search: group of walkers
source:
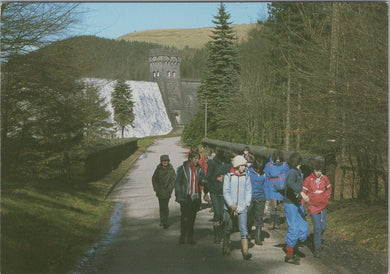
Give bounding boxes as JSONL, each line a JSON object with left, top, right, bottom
{"left": 151, "top": 145, "right": 331, "bottom": 264}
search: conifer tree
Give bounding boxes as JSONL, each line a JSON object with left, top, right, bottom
{"left": 111, "top": 80, "right": 135, "bottom": 138}
{"left": 198, "top": 3, "right": 240, "bottom": 133}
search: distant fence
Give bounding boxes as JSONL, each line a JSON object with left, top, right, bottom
{"left": 201, "top": 138, "right": 324, "bottom": 177}
{"left": 84, "top": 139, "right": 138, "bottom": 181}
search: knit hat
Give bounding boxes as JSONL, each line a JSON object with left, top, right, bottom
{"left": 160, "top": 154, "right": 170, "bottom": 162}
{"left": 232, "top": 155, "right": 247, "bottom": 168}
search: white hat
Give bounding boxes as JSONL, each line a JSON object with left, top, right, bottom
{"left": 232, "top": 155, "right": 247, "bottom": 168}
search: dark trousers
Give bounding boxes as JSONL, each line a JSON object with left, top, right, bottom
{"left": 180, "top": 198, "right": 201, "bottom": 238}
{"left": 158, "top": 197, "right": 170, "bottom": 225}
{"left": 248, "top": 198, "right": 266, "bottom": 227}
{"left": 210, "top": 193, "right": 224, "bottom": 223}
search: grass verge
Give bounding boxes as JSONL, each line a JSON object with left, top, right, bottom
{"left": 1, "top": 137, "right": 155, "bottom": 274}
{"left": 325, "top": 199, "right": 388, "bottom": 256}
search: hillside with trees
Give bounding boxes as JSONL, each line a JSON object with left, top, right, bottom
{"left": 183, "top": 2, "right": 388, "bottom": 202}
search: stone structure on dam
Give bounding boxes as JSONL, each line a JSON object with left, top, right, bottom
{"left": 149, "top": 49, "right": 200, "bottom": 127}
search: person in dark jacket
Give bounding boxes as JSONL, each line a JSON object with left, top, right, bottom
{"left": 247, "top": 157, "right": 267, "bottom": 245}
{"left": 206, "top": 149, "right": 230, "bottom": 244}
{"left": 175, "top": 151, "right": 207, "bottom": 244}
{"left": 283, "top": 152, "right": 309, "bottom": 265}
{"left": 152, "top": 154, "right": 176, "bottom": 229}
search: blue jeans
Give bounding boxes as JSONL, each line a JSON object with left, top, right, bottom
{"left": 224, "top": 210, "right": 248, "bottom": 237}
{"left": 310, "top": 209, "right": 326, "bottom": 248}
{"left": 284, "top": 203, "right": 308, "bottom": 247}
{"left": 210, "top": 193, "right": 224, "bottom": 224}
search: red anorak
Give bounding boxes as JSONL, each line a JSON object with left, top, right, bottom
{"left": 302, "top": 173, "right": 332, "bottom": 215}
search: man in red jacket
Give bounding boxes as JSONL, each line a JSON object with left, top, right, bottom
{"left": 302, "top": 160, "right": 332, "bottom": 258}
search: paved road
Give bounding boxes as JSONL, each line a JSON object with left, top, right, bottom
{"left": 75, "top": 137, "right": 343, "bottom": 274}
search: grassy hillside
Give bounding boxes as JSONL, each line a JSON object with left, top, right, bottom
{"left": 117, "top": 24, "right": 259, "bottom": 49}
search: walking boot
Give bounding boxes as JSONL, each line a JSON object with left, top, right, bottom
{"left": 269, "top": 212, "right": 279, "bottom": 230}
{"left": 216, "top": 223, "right": 223, "bottom": 244}
{"left": 213, "top": 223, "right": 220, "bottom": 244}
{"left": 255, "top": 226, "right": 263, "bottom": 245}
{"left": 284, "top": 244, "right": 300, "bottom": 265}
{"left": 294, "top": 242, "right": 306, "bottom": 258}
{"left": 222, "top": 233, "right": 231, "bottom": 255}
{"left": 313, "top": 246, "right": 321, "bottom": 258}
{"left": 284, "top": 255, "right": 300, "bottom": 265}
{"left": 241, "top": 236, "right": 252, "bottom": 260}
{"left": 274, "top": 213, "right": 280, "bottom": 229}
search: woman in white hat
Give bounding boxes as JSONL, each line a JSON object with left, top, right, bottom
{"left": 222, "top": 155, "right": 252, "bottom": 260}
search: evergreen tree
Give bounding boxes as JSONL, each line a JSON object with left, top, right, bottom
{"left": 197, "top": 3, "right": 241, "bottom": 133}
{"left": 82, "top": 83, "right": 113, "bottom": 142}
{"left": 111, "top": 80, "right": 135, "bottom": 138}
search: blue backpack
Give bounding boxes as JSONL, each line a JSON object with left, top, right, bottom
{"left": 270, "top": 162, "right": 287, "bottom": 192}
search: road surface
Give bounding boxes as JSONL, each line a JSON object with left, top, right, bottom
{"left": 75, "top": 136, "right": 346, "bottom": 274}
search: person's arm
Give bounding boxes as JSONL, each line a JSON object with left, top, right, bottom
{"left": 168, "top": 165, "right": 176, "bottom": 193}
{"left": 175, "top": 166, "right": 185, "bottom": 202}
{"left": 223, "top": 174, "right": 236, "bottom": 210}
{"left": 286, "top": 170, "right": 303, "bottom": 194}
{"left": 245, "top": 176, "right": 252, "bottom": 207}
{"left": 302, "top": 177, "right": 310, "bottom": 202}
{"left": 323, "top": 175, "right": 332, "bottom": 204}
{"left": 152, "top": 167, "right": 158, "bottom": 192}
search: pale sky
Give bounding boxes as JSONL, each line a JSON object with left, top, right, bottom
{"left": 73, "top": 2, "right": 269, "bottom": 39}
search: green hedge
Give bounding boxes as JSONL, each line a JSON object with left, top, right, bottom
{"left": 84, "top": 139, "right": 138, "bottom": 181}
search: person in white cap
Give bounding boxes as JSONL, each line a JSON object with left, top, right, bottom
{"left": 222, "top": 155, "right": 252, "bottom": 260}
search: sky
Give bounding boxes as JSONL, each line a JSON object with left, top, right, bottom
{"left": 73, "top": 2, "right": 269, "bottom": 39}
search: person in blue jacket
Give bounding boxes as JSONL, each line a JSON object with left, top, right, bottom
{"left": 247, "top": 157, "right": 267, "bottom": 245}
{"left": 264, "top": 150, "right": 289, "bottom": 229}
{"left": 284, "top": 152, "right": 309, "bottom": 265}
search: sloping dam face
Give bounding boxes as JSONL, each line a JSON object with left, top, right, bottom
{"left": 84, "top": 78, "right": 173, "bottom": 138}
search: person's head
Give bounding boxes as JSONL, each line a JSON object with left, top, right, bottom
{"left": 215, "top": 149, "right": 224, "bottom": 160}
{"left": 313, "top": 159, "right": 324, "bottom": 177}
{"left": 252, "top": 157, "right": 266, "bottom": 173}
{"left": 209, "top": 148, "right": 216, "bottom": 157}
{"left": 215, "top": 167, "right": 225, "bottom": 182}
{"left": 288, "top": 152, "right": 302, "bottom": 169}
{"left": 232, "top": 155, "right": 247, "bottom": 173}
{"left": 188, "top": 151, "right": 200, "bottom": 166}
{"left": 272, "top": 150, "right": 283, "bottom": 163}
{"left": 190, "top": 145, "right": 199, "bottom": 152}
{"left": 246, "top": 154, "right": 255, "bottom": 167}
{"left": 160, "top": 154, "right": 170, "bottom": 166}
{"left": 243, "top": 146, "right": 250, "bottom": 155}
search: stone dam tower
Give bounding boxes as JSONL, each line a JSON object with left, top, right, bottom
{"left": 149, "top": 49, "right": 200, "bottom": 128}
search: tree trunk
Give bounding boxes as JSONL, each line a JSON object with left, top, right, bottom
{"left": 339, "top": 167, "right": 345, "bottom": 200}
{"left": 356, "top": 150, "right": 371, "bottom": 200}
{"left": 296, "top": 85, "right": 301, "bottom": 151}
{"left": 330, "top": 2, "right": 340, "bottom": 92}
{"left": 285, "top": 63, "right": 291, "bottom": 152}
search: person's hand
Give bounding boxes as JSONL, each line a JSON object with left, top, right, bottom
{"left": 204, "top": 193, "right": 210, "bottom": 203}
{"left": 301, "top": 192, "right": 310, "bottom": 202}
{"left": 231, "top": 204, "right": 238, "bottom": 211}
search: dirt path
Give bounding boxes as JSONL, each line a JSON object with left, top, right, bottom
{"left": 74, "top": 137, "right": 352, "bottom": 274}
